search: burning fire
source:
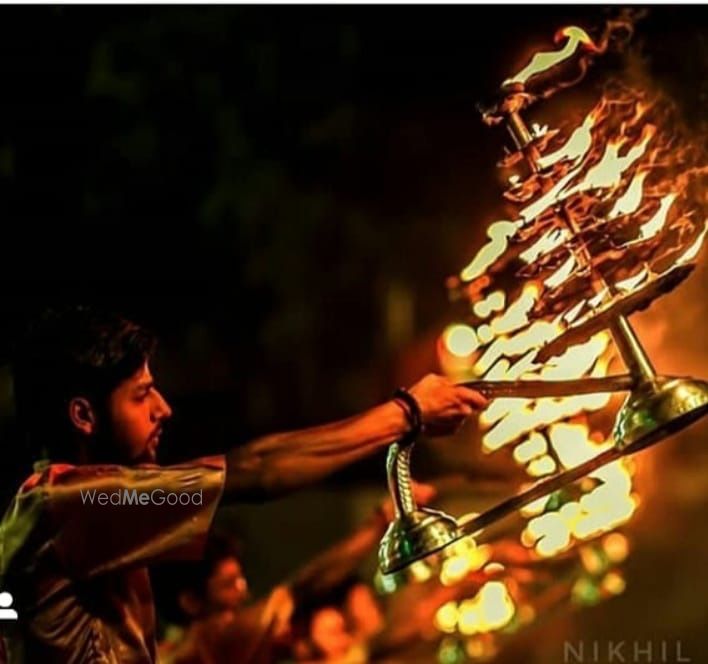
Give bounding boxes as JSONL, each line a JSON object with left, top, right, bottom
{"left": 436, "top": 23, "right": 708, "bottom": 653}
{"left": 457, "top": 83, "right": 708, "bottom": 341}
{"left": 503, "top": 26, "right": 599, "bottom": 88}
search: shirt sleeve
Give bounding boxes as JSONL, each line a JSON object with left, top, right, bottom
{"left": 39, "top": 456, "right": 226, "bottom": 579}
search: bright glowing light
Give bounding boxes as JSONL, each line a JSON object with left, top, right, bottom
{"left": 435, "top": 601, "right": 459, "bottom": 634}
{"left": 443, "top": 324, "right": 479, "bottom": 358}
{"left": 602, "top": 532, "right": 630, "bottom": 563}
{"left": 602, "top": 571, "right": 626, "bottom": 595}
{"left": 457, "top": 582, "right": 515, "bottom": 634}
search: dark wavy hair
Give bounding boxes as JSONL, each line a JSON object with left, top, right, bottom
{"left": 11, "top": 306, "right": 157, "bottom": 462}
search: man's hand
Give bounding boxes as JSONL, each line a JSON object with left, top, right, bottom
{"left": 260, "top": 585, "right": 295, "bottom": 640}
{"left": 408, "top": 374, "right": 488, "bottom": 437}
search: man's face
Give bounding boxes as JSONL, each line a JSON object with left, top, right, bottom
{"left": 206, "top": 557, "right": 249, "bottom": 613}
{"left": 105, "top": 361, "right": 173, "bottom": 464}
{"left": 310, "top": 607, "right": 353, "bottom": 658}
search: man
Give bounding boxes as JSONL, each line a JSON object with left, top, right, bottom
{"left": 0, "top": 306, "right": 486, "bottom": 662}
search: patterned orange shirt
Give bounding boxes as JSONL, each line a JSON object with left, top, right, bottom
{"left": 0, "top": 456, "right": 226, "bottom": 663}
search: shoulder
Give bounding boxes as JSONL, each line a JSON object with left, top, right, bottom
{"left": 19, "top": 455, "right": 226, "bottom": 493}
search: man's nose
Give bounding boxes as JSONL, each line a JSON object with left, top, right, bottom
{"left": 154, "top": 390, "right": 173, "bottom": 421}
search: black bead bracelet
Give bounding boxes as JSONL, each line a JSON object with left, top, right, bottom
{"left": 392, "top": 387, "right": 423, "bottom": 442}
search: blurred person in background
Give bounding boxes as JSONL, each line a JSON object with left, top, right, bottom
{"left": 156, "top": 485, "right": 434, "bottom": 664}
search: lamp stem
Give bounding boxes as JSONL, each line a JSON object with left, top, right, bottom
{"left": 386, "top": 441, "right": 417, "bottom": 518}
{"left": 504, "top": 108, "right": 657, "bottom": 383}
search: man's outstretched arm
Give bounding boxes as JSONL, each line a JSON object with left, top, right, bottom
{"left": 223, "top": 374, "right": 487, "bottom": 502}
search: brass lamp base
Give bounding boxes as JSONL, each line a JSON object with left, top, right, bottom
{"left": 614, "top": 376, "right": 708, "bottom": 453}
{"left": 378, "top": 375, "right": 708, "bottom": 576}
{"left": 379, "top": 507, "right": 461, "bottom": 575}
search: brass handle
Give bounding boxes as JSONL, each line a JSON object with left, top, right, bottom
{"left": 459, "top": 375, "right": 635, "bottom": 399}
{"left": 386, "top": 440, "right": 417, "bottom": 519}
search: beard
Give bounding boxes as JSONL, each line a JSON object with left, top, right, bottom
{"left": 133, "top": 441, "right": 158, "bottom": 465}
{"left": 89, "top": 420, "right": 159, "bottom": 466}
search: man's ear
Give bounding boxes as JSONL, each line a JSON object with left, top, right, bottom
{"left": 68, "top": 397, "right": 97, "bottom": 436}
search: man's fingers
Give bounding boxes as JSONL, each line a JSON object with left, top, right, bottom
{"left": 455, "top": 386, "right": 489, "bottom": 409}
{"left": 460, "top": 403, "right": 473, "bottom": 417}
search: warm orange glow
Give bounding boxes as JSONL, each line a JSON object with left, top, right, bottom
{"left": 602, "top": 571, "right": 627, "bottom": 595}
{"left": 602, "top": 532, "right": 630, "bottom": 563}
{"left": 570, "top": 124, "right": 655, "bottom": 194}
{"left": 409, "top": 561, "right": 434, "bottom": 583}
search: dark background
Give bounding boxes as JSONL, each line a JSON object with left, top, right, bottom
{"left": 1, "top": 6, "right": 708, "bottom": 661}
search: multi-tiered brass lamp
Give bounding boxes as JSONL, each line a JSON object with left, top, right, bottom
{"left": 379, "top": 23, "right": 708, "bottom": 576}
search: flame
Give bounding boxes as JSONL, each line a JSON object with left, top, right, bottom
{"left": 608, "top": 170, "right": 647, "bottom": 219}
{"left": 481, "top": 334, "right": 610, "bottom": 450}
{"left": 676, "top": 221, "right": 708, "bottom": 265}
{"left": 520, "top": 228, "right": 569, "bottom": 264}
{"left": 615, "top": 267, "right": 648, "bottom": 293}
{"left": 563, "top": 299, "right": 585, "bottom": 325}
{"left": 544, "top": 255, "right": 576, "bottom": 289}
{"left": 527, "top": 455, "right": 557, "bottom": 477}
{"left": 587, "top": 288, "right": 608, "bottom": 309}
{"left": 537, "top": 104, "right": 599, "bottom": 170}
{"left": 637, "top": 193, "right": 676, "bottom": 241}
{"left": 460, "top": 221, "right": 521, "bottom": 282}
{"left": 503, "top": 26, "right": 598, "bottom": 88}
{"left": 435, "top": 579, "right": 515, "bottom": 637}
{"left": 522, "top": 422, "right": 637, "bottom": 550}
{"left": 565, "top": 124, "right": 655, "bottom": 198}
{"left": 473, "top": 290, "right": 506, "bottom": 319}
{"left": 532, "top": 122, "right": 549, "bottom": 138}
{"left": 491, "top": 285, "right": 539, "bottom": 335}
